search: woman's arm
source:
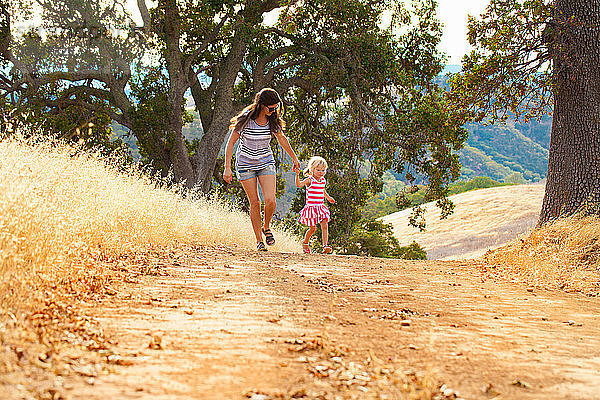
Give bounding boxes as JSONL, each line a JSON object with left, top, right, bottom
{"left": 275, "top": 131, "right": 301, "bottom": 173}
{"left": 223, "top": 130, "right": 240, "bottom": 184}
{"left": 324, "top": 190, "right": 336, "bottom": 204}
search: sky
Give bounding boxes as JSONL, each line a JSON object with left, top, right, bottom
{"left": 437, "top": 0, "right": 490, "bottom": 65}
{"left": 125, "top": 0, "right": 490, "bottom": 66}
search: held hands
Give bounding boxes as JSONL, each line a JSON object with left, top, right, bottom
{"left": 223, "top": 167, "right": 233, "bottom": 184}
{"left": 292, "top": 158, "right": 301, "bottom": 174}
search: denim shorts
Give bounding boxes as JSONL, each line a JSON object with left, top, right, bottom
{"left": 236, "top": 164, "right": 276, "bottom": 181}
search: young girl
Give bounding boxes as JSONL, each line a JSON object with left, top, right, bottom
{"left": 295, "top": 156, "right": 335, "bottom": 254}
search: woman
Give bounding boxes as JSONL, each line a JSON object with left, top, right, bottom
{"left": 223, "top": 88, "right": 301, "bottom": 251}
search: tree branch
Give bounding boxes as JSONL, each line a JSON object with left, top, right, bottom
{"left": 183, "top": 15, "right": 228, "bottom": 74}
{"left": 43, "top": 98, "right": 131, "bottom": 128}
{"left": 137, "top": 0, "right": 153, "bottom": 33}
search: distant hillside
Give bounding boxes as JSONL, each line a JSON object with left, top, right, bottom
{"left": 381, "top": 183, "right": 545, "bottom": 260}
{"left": 436, "top": 73, "right": 551, "bottom": 183}
{"left": 460, "top": 119, "right": 550, "bottom": 183}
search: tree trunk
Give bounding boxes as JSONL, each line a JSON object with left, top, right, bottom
{"left": 191, "top": 32, "right": 247, "bottom": 193}
{"left": 163, "top": 0, "right": 194, "bottom": 187}
{"left": 538, "top": 0, "right": 600, "bottom": 225}
{"left": 167, "top": 108, "right": 195, "bottom": 187}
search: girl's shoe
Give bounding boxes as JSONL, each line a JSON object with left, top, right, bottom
{"left": 257, "top": 242, "right": 267, "bottom": 252}
{"left": 323, "top": 245, "right": 332, "bottom": 254}
{"left": 302, "top": 241, "right": 311, "bottom": 254}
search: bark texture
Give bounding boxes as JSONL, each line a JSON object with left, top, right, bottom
{"left": 191, "top": 32, "right": 247, "bottom": 193}
{"left": 539, "top": 0, "right": 600, "bottom": 225}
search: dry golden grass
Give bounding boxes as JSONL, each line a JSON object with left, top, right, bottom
{"left": 381, "top": 183, "right": 545, "bottom": 260}
{"left": 0, "top": 136, "right": 299, "bottom": 396}
{"left": 1, "top": 135, "right": 297, "bottom": 272}
{"left": 482, "top": 215, "right": 600, "bottom": 294}
{"left": 0, "top": 136, "right": 299, "bottom": 303}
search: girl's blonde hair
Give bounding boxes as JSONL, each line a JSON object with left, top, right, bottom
{"left": 303, "top": 156, "right": 328, "bottom": 177}
{"left": 229, "top": 88, "right": 285, "bottom": 135}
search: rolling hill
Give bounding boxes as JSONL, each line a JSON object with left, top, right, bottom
{"left": 381, "top": 183, "right": 546, "bottom": 260}
{"left": 459, "top": 119, "right": 550, "bottom": 183}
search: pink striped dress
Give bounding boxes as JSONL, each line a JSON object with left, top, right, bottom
{"left": 299, "top": 176, "right": 330, "bottom": 226}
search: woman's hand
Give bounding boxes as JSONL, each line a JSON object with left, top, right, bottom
{"left": 328, "top": 197, "right": 336, "bottom": 204}
{"left": 223, "top": 167, "right": 233, "bottom": 184}
{"left": 292, "top": 158, "right": 301, "bottom": 173}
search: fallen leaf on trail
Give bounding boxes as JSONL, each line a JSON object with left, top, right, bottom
{"left": 148, "top": 334, "right": 163, "bottom": 350}
{"left": 439, "top": 384, "right": 459, "bottom": 397}
{"left": 107, "top": 354, "right": 134, "bottom": 366}
{"left": 290, "top": 389, "right": 306, "bottom": 398}
{"left": 13, "top": 347, "right": 25, "bottom": 360}
{"left": 565, "top": 320, "right": 583, "bottom": 326}
{"left": 511, "top": 379, "right": 531, "bottom": 388}
{"left": 38, "top": 351, "right": 51, "bottom": 362}
{"left": 267, "top": 317, "right": 280, "bottom": 323}
{"left": 483, "top": 383, "right": 500, "bottom": 396}
{"left": 184, "top": 309, "right": 194, "bottom": 315}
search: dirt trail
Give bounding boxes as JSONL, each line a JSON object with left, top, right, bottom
{"left": 60, "top": 249, "right": 600, "bottom": 399}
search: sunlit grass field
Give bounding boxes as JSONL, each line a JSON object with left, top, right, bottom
{"left": 381, "top": 183, "right": 545, "bottom": 260}
{"left": 484, "top": 215, "right": 600, "bottom": 294}
{"left": 382, "top": 182, "right": 600, "bottom": 294}
{"left": 0, "top": 135, "right": 301, "bottom": 396}
{"left": 0, "top": 135, "right": 299, "bottom": 303}
{"left": 0, "top": 136, "right": 299, "bottom": 322}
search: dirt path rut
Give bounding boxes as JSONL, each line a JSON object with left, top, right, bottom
{"left": 63, "top": 250, "right": 600, "bottom": 399}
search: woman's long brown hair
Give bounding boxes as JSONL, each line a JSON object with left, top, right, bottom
{"left": 229, "top": 88, "right": 285, "bottom": 135}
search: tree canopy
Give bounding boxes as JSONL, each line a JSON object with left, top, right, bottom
{"left": 450, "top": 0, "right": 600, "bottom": 225}
{"left": 449, "top": 0, "right": 554, "bottom": 123}
{"left": 2, "top": 0, "right": 470, "bottom": 248}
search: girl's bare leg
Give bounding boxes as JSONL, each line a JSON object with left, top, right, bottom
{"left": 303, "top": 226, "right": 317, "bottom": 244}
{"left": 319, "top": 220, "right": 329, "bottom": 246}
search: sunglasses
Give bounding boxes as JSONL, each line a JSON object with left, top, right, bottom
{"left": 265, "top": 104, "right": 280, "bottom": 112}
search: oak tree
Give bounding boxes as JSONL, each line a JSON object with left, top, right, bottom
{"left": 450, "top": 0, "right": 600, "bottom": 225}
{"left": 3, "top": 0, "right": 468, "bottom": 239}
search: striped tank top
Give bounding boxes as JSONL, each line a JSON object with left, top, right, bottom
{"left": 235, "top": 119, "right": 275, "bottom": 170}
{"left": 306, "top": 176, "right": 326, "bottom": 205}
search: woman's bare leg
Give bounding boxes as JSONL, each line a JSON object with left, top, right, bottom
{"left": 240, "top": 177, "right": 263, "bottom": 243}
{"left": 257, "top": 174, "right": 276, "bottom": 231}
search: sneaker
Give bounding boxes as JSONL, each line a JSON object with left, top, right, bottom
{"left": 257, "top": 242, "right": 267, "bottom": 252}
